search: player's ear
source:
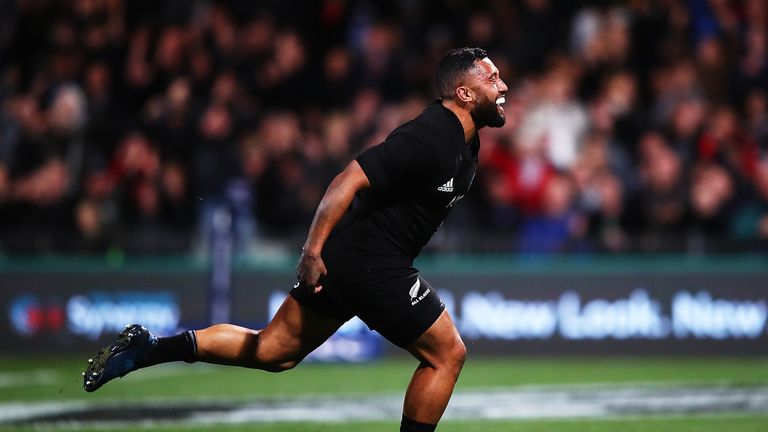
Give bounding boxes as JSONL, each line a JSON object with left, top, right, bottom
{"left": 456, "top": 85, "right": 473, "bottom": 104}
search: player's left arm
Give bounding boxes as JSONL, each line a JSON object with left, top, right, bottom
{"left": 297, "top": 160, "right": 370, "bottom": 293}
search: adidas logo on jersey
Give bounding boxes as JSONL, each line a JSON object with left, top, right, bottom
{"left": 437, "top": 178, "right": 454, "bottom": 192}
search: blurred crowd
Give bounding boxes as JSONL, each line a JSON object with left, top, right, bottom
{"left": 0, "top": 0, "right": 766, "bottom": 255}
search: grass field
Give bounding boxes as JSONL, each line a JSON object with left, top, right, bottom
{"left": 2, "top": 355, "right": 767, "bottom": 431}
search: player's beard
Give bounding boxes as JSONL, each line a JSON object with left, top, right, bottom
{"left": 470, "top": 94, "right": 506, "bottom": 128}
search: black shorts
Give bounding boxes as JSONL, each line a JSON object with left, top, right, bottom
{"left": 290, "top": 240, "right": 445, "bottom": 348}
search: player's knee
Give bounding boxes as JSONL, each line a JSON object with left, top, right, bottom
{"left": 434, "top": 336, "right": 466, "bottom": 378}
{"left": 449, "top": 338, "right": 467, "bottom": 373}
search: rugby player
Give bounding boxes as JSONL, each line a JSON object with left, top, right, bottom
{"left": 83, "top": 47, "right": 508, "bottom": 431}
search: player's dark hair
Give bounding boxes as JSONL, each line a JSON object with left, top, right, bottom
{"left": 435, "top": 47, "right": 488, "bottom": 99}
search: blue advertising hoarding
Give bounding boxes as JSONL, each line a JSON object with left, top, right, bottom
{"left": 1, "top": 256, "right": 766, "bottom": 356}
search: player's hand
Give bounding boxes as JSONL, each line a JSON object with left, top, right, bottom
{"left": 296, "top": 250, "right": 327, "bottom": 294}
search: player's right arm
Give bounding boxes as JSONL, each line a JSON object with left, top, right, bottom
{"left": 297, "top": 160, "right": 370, "bottom": 293}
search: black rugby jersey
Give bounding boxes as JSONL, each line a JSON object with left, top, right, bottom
{"left": 331, "top": 101, "right": 479, "bottom": 259}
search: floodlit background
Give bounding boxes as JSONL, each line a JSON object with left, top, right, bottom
{"left": 0, "top": 0, "right": 767, "bottom": 431}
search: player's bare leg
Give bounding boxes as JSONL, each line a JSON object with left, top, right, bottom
{"left": 195, "top": 295, "right": 345, "bottom": 371}
{"left": 402, "top": 310, "right": 466, "bottom": 429}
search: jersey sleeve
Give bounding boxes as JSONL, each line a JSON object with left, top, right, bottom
{"left": 356, "top": 132, "right": 439, "bottom": 190}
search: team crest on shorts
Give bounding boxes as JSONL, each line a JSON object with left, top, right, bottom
{"left": 409, "top": 279, "right": 430, "bottom": 306}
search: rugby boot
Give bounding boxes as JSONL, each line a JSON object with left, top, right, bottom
{"left": 82, "top": 324, "right": 158, "bottom": 392}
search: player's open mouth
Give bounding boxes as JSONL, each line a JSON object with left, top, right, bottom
{"left": 496, "top": 96, "right": 506, "bottom": 106}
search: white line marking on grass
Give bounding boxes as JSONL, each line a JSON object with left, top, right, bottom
{"left": 0, "top": 402, "right": 88, "bottom": 423}
{"left": 3, "top": 384, "right": 768, "bottom": 426}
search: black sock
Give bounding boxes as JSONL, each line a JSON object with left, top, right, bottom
{"left": 137, "top": 330, "right": 197, "bottom": 368}
{"left": 400, "top": 415, "right": 437, "bottom": 432}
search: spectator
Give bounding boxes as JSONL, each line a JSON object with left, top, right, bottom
{"left": 1, "top": 0, "right": 767, "bottom": 255}
{"left": 636, "top": 132, "right": 687, "bottom": 250}
{"left": 517, "top": 57, "right": 588, "bottom": 171}
{"left": 688, "top": 162, "right": 735, "bottom": 231}
{"left": 729, "top": 156, "right": 768, "bottom": 248}
{"left": 744, "top": 89, "right": 768, "bottom": 154}
{"left": 586, "top": 170, "right": 629, "bottom": 252}
{"left": 517, "top": 173, "right": 586, "bottom": 254}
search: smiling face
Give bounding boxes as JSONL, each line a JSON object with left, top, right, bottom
{"left": 467, "top": 58, "right": 508, "bottom": 128}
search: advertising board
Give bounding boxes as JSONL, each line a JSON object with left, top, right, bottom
{"left": 1, "top": 258, "right": 766, "bottom": 355}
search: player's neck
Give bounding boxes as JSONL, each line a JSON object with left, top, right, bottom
{"left": 441, "top": 99, "right": 478, "bottom": 144}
